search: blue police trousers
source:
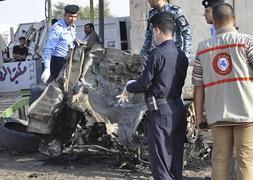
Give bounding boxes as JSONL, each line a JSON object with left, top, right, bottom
{"left": 49, "top": 56, "right": 66, "bottom": 82}
{"left": 147, "top": 102, "right": 187, "bottom": 180}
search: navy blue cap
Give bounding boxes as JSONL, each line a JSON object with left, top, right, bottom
{"left": 202, "top": 0, "right": 224, "bottom": 8}
{"left": 150, "top": 12, "right": 174, "bottom": 26}
{"left": 64, "top": 4, "right": 79, "bottom": 14}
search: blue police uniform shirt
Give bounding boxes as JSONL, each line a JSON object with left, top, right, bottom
{"left": 140, "top": 2, "right": 192, "bottom": 58}
{"left": 43, "top": 19, "right": 76, "bottom": 68}
{"left": 127, "top": 40, "right": 188, "bottom": 99}
{"left": 210, "top": 25, "right": 216, "bottom": 37}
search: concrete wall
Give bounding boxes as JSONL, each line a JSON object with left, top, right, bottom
{"left": 233, "top": 0, "right": 253, "bottom": 35}
{"left": 171, "top": 0, "right": 211, "bottom": 54}
{"left": 130, "top": 0, "right": 211, "bottom": 55}
{"left": 130, "top": 0, "right": 149, "bottom": 54}
{"left": 130, "top": 0, "right": 253, "bottom": 55}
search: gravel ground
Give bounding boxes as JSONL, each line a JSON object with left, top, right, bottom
{"left": 0, "top": 149, "right": 211, "bottom": 180}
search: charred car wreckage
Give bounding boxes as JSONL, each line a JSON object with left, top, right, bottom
{"left": 28, "top": 41, "right": 147, "bottom": 157}
{"left": 0, "top": 41, "right": 212, "bottom": 169}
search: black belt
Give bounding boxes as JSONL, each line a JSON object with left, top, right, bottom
{"left": 51, "top": 56, "right": 65, "bottom": 60}
{"left": 156, "top": 97, "right": 182, "bottom": 105}
{"left": 146, "top": 97, "right": 182, "bottom": 111}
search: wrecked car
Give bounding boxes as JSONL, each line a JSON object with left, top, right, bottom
{"left": 27, "top": 42, "right": 149, "bottom": 159}
{"left": 0, "top": 42, "right": 207, "bottom": 168}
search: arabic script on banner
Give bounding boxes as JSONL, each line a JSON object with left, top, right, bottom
{"left": 0, "top": 62, "right": 27, "bottom": 84}
{"left": 0, "top": 61, "right": 37, "bottom": 92}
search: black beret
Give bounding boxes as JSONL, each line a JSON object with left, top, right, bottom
{"left": 202, "top": 0, "right": 224, "bottom": 8}
{"left": 150, "top": 12, "right": 174, "bottom": 26}
{"left": 64, "top": 4, "right": 79, "bottom": 14}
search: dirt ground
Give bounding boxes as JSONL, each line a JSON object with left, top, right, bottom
{"left": 0, "top": 91, "right": 212, "bottom": 179}
{"left": 0, "top": 149, "right": 211, "bottom": 180}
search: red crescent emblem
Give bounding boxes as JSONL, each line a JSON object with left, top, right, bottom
{"left": 212, "top": 53, "right": 233, "bottom": 75}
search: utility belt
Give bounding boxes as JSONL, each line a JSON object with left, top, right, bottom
{"left": 51, "top": 55, "right": 66, "bottom": 61}
{"left": 146, "top": 96, "right": 182, "bottom": 111}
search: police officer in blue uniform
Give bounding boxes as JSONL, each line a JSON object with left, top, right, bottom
{"left": 41, "top": 4, "right": 79, "bottom": 83}
{"left": 118, "top": 12, "right": 188, "bottom": 180}
{"left": 141, "top": 0, "right": 192, "bottom": 58}
{"left": 202, "top": 0, "right": 224, "bottom": 36}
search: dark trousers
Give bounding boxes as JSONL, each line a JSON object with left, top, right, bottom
{"left": 49, "top": 56, "right": 66, "bottom": 82}
{"left": 147, "top": 101, "right": 187, "bottom": 180}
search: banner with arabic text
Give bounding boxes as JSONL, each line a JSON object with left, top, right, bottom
{"left": 0, "top": 61, "right": 37, "bottom": 92}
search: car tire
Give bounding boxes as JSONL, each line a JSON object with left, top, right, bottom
{"left": 0, "top": 118, "right": 40, "bottom": 153}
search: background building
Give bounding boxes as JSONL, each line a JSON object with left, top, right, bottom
{"left": 130, "top": 0, "right": 253, "bottom": 55}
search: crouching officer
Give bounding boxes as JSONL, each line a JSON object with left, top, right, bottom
{"left": 117, "top": 12, "right": 188, "bottom": 180}
{"left": 41, "top": 4, "right": 79, "bottom": 83}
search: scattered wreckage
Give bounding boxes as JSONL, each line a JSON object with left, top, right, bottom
{"left": 0, "top": 41, "right": 212, "bottom": 169}
{"left": 27, "top": 41, "right": 150, "bottom": 165}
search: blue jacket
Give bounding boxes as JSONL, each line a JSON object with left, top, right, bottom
{"left": 128, "top": 40, "right": 188, "bottom": 99}
{"left": 141, "top": 3, "right": 192, "bottom": 58}
{"left": 43, "top": 19, "right": 76, "bottom": 68}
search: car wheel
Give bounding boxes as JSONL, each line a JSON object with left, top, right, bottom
{"left": 0, "top": 118, "right": 40, "bottom": 153}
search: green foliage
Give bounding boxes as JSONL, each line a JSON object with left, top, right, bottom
{"left": 53, "top": 2, "right": 65, "bottom": 19}
{"left": 52, "top": 0, "right": 112, "bottom": 20}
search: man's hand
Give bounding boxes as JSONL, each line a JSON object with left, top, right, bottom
{"left": 116, "top": 88, "right": 129, "bottom": 104}
{"left": 197, "top": 117, "right": 208, "bottom": 132}
{"left": 194, "top": 86, "right": 207, "bottom": 131}
{"left": 116, "top": 80, "right": 136, "bottom": 105}
{"left": 41, "top": 68, "right": 50, "bottom": 83}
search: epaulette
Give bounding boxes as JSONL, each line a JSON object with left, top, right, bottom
{"left": 148, "top": 8, "right": 158, "bottom": 19}
{"left": 149, "top": 8, "right": 157, "bottom": 14}
{"left": 56, "top": 22, "right": 63, "bottom": 27}
{"left": 170, "top": 5, "right": 180, "bottom": 11}
{"left": 48, "top": 22, "right": 61, "bottom": 32}
{"left": 149, "top": 8, "right": 156, "bottom": 13}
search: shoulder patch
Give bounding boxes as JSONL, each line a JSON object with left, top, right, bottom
{"left": 176, "top": 15, "right": 189, "bottom": 28}
{"left": 167, "top": 4, "right": 183, "bottom": 17}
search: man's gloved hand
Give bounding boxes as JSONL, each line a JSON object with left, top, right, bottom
{"left": 116, "top": 80, "right": 136, "bottom": 104}
{"left": 116, "top": 88, "right": 129, "bottom": 104}
{"left": 41, "top": 68, "right": 50, "bottom": 83}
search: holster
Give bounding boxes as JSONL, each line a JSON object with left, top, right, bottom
{"left": 146, "top": 96, "right": 182, "bottom": 112}
{"left": 146, "top": 96, "right": 167, "bottom": 111}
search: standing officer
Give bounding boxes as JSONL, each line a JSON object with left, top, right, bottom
{"left": 202, "top": 0, "right": 224, "bottom": 36}
{"left": 41, "top": 4, "right": 79, "bottom": 83}
{"left": 141, "top": 0, "right": 192, "bottom": 58}
{"left": 118, "top": 12, "right": 188, "bottom": 180}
